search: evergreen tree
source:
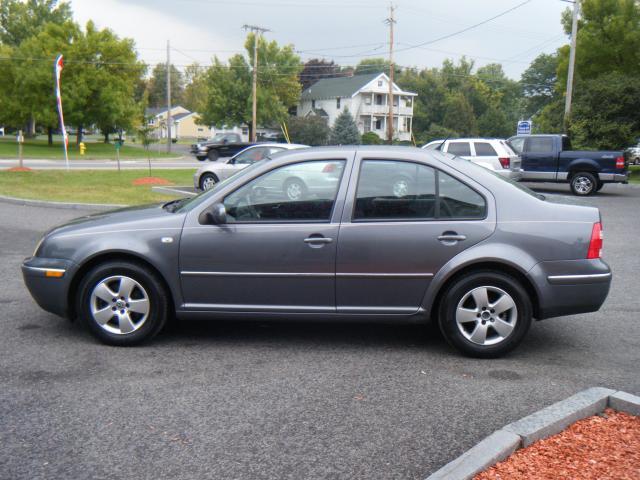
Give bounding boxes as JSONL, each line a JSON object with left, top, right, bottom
{"left": 329, "top": 109, "right": 360, "bottom": 145}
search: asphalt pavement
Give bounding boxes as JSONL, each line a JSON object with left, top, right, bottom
{"left": 0, "top": 183, "right": 638, "bottom": 480}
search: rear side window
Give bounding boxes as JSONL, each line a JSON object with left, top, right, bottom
{"left": 525, "top": 137, "right": 554, "bottom": 154}
{"left": 353, "top": 160, "right": 486, "bottom": 221}
{"left": 474, "top": 142, "right": 498, "bottom": 156}
{"left": 447, "top": 142, "right": 471, "bottom": 156}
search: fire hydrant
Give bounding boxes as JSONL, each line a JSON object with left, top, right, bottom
{"left": 79, "top": 142, "right": 86, "bottom": 155}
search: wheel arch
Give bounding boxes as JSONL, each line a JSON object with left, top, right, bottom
{"left": 427, "top": 261, "right": 541, "bottom": 323}
{"left": 567, "top": 159, "right": 601, "bottom": 178}
{"left": 199, "top": 171, "right": 219, "bottom": 189}
{"left": 67, "top": 251, "right": 175, "bottom": 321}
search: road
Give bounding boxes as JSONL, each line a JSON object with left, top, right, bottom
{"left": 0, "top": 183, "right": 638, "bottom": 480}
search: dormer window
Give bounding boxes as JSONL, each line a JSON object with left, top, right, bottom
{"left": 378, "top": 80, "right": 383, "bottom": 87}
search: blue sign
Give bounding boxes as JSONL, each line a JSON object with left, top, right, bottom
{"left": 517, "top": 120, "right": 532, "bottom": 135}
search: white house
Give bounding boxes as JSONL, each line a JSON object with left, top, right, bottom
{"left": 297, "top": 72, "right": 417, "bottom": 141}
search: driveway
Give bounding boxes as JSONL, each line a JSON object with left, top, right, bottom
{"left": 0, "top": 184, "right": 638, "bottom": 480}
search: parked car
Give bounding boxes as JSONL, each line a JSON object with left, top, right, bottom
{"left": 190, "top": 132, "right": 255, "bottom": 161}
{"left": 22, "top": 146, "right": 611, "bottom": 358}
{"left": 627, "top": 144, "right": 640, "bottom": 165}
{"left": 508, "top": 134, "right": 630, "bottom": 195}
{"left": 194, "top": 143, "right": 309, "bottom": 191}
{"left": 422, "top": 138, "right": 522, "bottom": 180}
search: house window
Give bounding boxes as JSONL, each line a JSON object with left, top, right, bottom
{"left": 336, "top": 98, "right": 341, "bottom": 109}
{"left": 378, "top": 80, "right": 383, "bottom": 87}
{"left": 406, "top": 97, "right": 412, "bottom": 107}
{"left": 311, "top": 100, "right": 316, "bottom": 109}
{"left": 375, "top": 94, "right": 383, "bottom": 105}
{"left": 365, "top": 96, "right": 372, "bottom": 105}
{"left": 375, "top": 117, "right": 383, "bottom": 130}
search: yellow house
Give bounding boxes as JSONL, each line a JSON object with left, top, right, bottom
{"left": 146, "top": 106, "right": 208, "bottom": 140}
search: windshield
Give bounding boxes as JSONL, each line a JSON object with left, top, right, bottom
{"left": 209, "top": 133, "right": 225, "bottom": 143}
{"left": 172, "top": 160, "right": 267, "bottom": 213}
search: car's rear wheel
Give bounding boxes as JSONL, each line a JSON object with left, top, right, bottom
{"left": 77, "top": 261, "right": 169, "bottom": 346}
{"left": 570, "top": 172, "right": 597, "bottom": 196}
{"left": 207, "top": 149, "right": 219, "bottom": 161}
{"left": 438, "top": 271, "right": 532, "bottom": 358}
{"left": 199, "top": 173, "right": 218, "bottom": 191}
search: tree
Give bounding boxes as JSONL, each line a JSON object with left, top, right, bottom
{"left": 520, "top": 53, "right": 558, "bottom": 118}
{"left": 298, "top": 58, "right": 342, "bottom": 91}
{"left": 146, "top": 63, "right": 184, "bottom": 108}
{"left": 0, "top": 0, "right": 71, "bottom": 46}
{"left": 200, "top": 33, "right": 301, "bottom": 138}
{"left": 286, "top": 116, "right": 330, "bottom": 146}
{"left": 329, "top": 109, "right": 360, "bottom": 145}
{"left": 442, "top": 92, "right": 477, "bottom": 137}
{"left": 569, "top": 72, "right": 640, "bottom": 149}
{"left": 182, "top": 63, "right": 208, "bottom": 113}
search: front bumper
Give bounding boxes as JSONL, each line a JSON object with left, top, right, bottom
{"left": 528, "top": 258, "right": 612, "bottom": 320}
{"left": 22, "top": 257, "right": 75, "bottom": 318}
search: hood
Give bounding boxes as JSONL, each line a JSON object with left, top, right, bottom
{"left": 45, "top": 202, "right": 186, "bottom": 239}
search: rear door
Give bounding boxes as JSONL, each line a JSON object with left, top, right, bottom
{"left": 520, "top": 136, "right": 558, "bottom": 180}
{"left": 335, "top": 153, "right": 495, "bottom": 314}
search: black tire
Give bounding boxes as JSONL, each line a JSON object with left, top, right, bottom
{"left": 199, "top": 173, "right": 218, "bottom": 191}
{"left": 283, "top": 177, "right": 307, "bottom": 201}
{"left": 196, "top": 156, "right": 206, "bottom": 161}
{"left": 570, "top": 171, "right": 598, "bottom": 196}
{"left": 76, "top": 261, "right": 169, "bottom": 346}
{"left": 207, "top": 149, "right": 219, "bottom": 161}
{"left": 438, "top": 271, "right": 532, "bottom": 358}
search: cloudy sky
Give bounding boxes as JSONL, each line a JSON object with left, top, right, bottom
{"left": 71, "top": 0, "right": 570, "bottom": 79}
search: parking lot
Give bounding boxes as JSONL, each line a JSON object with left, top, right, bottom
{"left": 1, "top": 183, "right": 638, "bottom": 480}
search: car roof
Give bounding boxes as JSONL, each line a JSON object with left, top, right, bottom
{"left": 244, "top": 142, "right": 308, "bottom": 149}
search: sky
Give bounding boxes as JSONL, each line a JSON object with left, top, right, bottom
{"left": 71, "top": 0, "right": 570, "bottom": 79}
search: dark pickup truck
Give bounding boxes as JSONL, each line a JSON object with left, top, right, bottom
{"left": 191, "top": 133, "right": 255, "bottom": 161}
{"left": 508, "top": 134, "right": 630, "bottom": 196}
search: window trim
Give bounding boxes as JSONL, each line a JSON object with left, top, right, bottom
{"left": 350, "top": 158, "right": 488, "bottom": 223}
{"left": 222, "top": 159, "right": 348, "bottom": 225}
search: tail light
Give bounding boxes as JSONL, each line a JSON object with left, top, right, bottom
{"left": 498, "top": 157, "right": 510, "bottom": 169}
{"left": 615, "top": 156, "right": 625, "bottom": 169}
{"left": 587, "top": 222, "right": 603, "bottom": 259}
{"left": 322, "top": 163, "right": 336, "bottom": 173}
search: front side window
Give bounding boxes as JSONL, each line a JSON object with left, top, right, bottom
{"left": 224, "top": 160, "right": 345, "bottom": 223}
{"left": 233, "top": 146, "right": 270, "bottom": 165}
{"left": 526, "top": 137, "right": 554, "bottom": 154}
{"left": 354, "top": 160, "right": 485, "bottom": 221}
{"left": 474, "top": 142, "right": 498, "bottom": 156}
{"left": 447, "top": 142, "right": 472, "bottom": 156}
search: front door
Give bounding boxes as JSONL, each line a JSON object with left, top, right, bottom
{"left": 179, "top": 158, "right": 349, "bottom": 312}
{"left": 336, "top": 156, "right": 495, "bottom": 314}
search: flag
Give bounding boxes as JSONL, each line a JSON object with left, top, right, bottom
{"left": 54, "top": 54, "right": 69, "bottom": 168}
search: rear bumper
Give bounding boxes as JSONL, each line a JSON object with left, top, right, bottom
{"left": 528, "top": 259, "right": 611, "bottom": 320}
{"left": 599, "top": 171, "right": 630, "bottom": 183}
{"left": 22, "top": 257, "right": 75, "bottom": 318}
{"left": 498, "top": 168, "right": 523, "bottom": 181}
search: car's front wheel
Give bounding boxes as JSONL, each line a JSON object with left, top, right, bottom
{"left": 570, "top": 172, "right": 597, "bottom": 196}
{"left": 199, "top": 173, "right": 218, "bottom": 191}
{"left": 77, "top": 261, "right": 169, "bottom": 346}
{"left": 438, "top": 271, "right": 532, "bottom": 358}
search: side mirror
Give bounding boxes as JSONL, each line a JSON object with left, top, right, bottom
{"left": 199, "top": 203, "right": 227, "bottom": 225}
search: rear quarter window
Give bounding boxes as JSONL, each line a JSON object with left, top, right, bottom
{"left": 474, "top": 142, "right": 498, "bottom": 156}
{"left": 447, "top": 142, "right": 472, "bottom": 156}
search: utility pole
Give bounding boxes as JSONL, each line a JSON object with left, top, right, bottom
{"left": 243, "top": 24, "right": 270, "bottom": 142}
{"left": 385, "top": 4, "right": 396, "bottom": 144}
{"left": 564, "top": 0, "right": 579, "bottom": 132}
{"left": 166, "top": 39, "right": 172, "bottom": 152}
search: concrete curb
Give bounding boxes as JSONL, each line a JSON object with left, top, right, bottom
{"left": 426, "top": 388, "right": 640, "bottom": 480}
{"left": 0, "top": 194, "right": 125, "bottom": 211}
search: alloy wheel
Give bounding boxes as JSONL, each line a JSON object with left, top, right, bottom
{"left": 455, "top": 286, "right": 518, "bottom": 346}
{"left": 573, "top": 175, "right": 593, "bottom": 194}
{"left": 90, "top": 275, "right": 150, "bottom": 335}
{"left": 286, "top": 181, "right": 303, "bottom": 201}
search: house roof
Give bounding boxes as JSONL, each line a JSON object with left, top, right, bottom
{"left": 173, "top": 111, "right": 195, "bottom": 121}
{"left": 301, "top": 73, "right": 381, "bottom": 100}
{"left": 306, "top": 108, "right": 329, "bottom": 117}
{"left": 145, "top": 106, "right": 189, "bottom": 117}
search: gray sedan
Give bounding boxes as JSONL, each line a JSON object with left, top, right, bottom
{"left": 22, "top": 147, "right": 611, "bottom": 357}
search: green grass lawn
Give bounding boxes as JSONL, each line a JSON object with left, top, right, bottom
{"left": 0, "top": 169, "right": 195, "bottom": 205}
{"left": 630, "top": 165, "right": 640, "bottom": 184}
{"left": 0, "top": 137, "right": 181, "bottom": 160}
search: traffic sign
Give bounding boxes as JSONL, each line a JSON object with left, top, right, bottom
{"left": 517, "top": 120, "right": 532, "bottom": 135}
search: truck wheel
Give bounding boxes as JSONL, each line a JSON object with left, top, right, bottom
{"left": 570, "top": 172, "right": 597, "bottom": 196}
{"left": 207, "top": 150, "right": 219, "bottom": 161}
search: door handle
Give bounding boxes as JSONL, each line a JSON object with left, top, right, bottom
{"left": 304, "top": 237, "right": 333, "bottom": 244}
{"left": 437, "top": 233, "right": 467, "bottom": 242}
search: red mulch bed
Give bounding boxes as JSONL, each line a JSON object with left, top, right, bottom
{"left": 131, "top": 177, "right": 173, "bottom": 186}
{"left": 6, "top": 166, "right": 32, "bottom": 172}
{"left": 475, "top": 408, "right": 640, "bottom": 480}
